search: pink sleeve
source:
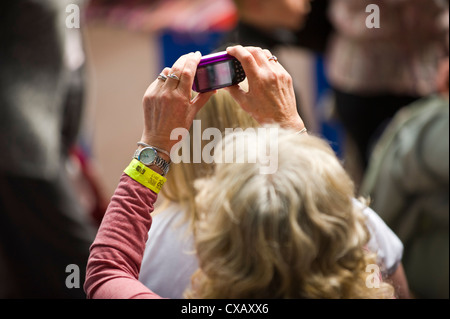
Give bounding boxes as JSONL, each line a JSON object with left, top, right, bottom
{"left": 84, "top": 173, "right": 163, "bottom": 299}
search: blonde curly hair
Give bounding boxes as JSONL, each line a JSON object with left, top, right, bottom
{"left": 186, "top": 128, "right": 394, "bottom": 299}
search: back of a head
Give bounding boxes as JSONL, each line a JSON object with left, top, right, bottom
{"left": 190, "top": 128, "right": 395, "bottom": 299}
{"left": 158, "top": 89, "right": 258, "bottom": 224}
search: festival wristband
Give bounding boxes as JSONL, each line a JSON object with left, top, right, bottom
{"left": 124, "top": 159, "right": 167, "bottom": 194}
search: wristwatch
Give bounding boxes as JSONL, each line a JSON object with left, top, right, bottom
{"left": 134, "top": 147, "right": 170, "bottom": 176}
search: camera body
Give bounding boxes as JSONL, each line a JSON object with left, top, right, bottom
{"left": 192, "top": 52, "right": 246, "bottom": 93}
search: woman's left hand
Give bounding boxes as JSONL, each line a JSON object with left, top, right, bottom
{"left": 140, "top": 52, "right": 216, "bottom": 158}
{"left": 224, "top": 45, "right": 304, "bottom": 131}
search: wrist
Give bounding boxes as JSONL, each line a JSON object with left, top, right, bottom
{"left": 254, "top": 112, "right": 305, "bottom": 131}
{"left": 137, "top": 143, "right": 171, "bottom": 163}
{"left": 134, "top": 142, "right": 171, "bottom": 176}
{"left": 139, "top": 135, "right": 173, "bottom": 162}
{"left": 278, "top": 116, "right": 305, "bottom": 132}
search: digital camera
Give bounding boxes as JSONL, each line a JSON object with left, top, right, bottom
{"left": 192, "top": 52, "right": 246, "bottom": 93}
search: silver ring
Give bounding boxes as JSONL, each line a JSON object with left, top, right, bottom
{"left": 296, "top": 127, "right": 308, "bottom": 135}
{"left": 268, "top": 56, "right": 278, "bottom": 63}
{"left": 157, "top": 73, "right": 167, "bottom": 82}
{"left": 167, "top": 73, "right": 180, "bottom": 81}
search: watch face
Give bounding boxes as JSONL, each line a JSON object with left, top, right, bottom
{"left": 139, "top": 148, "right": 157, "bottom": 165}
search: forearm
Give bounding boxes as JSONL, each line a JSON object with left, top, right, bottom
{"left": 84, "top": 173, "right": 162, "bottom": 299}
{"left": 83, "top": 51, "right": 214, "bottom": 299}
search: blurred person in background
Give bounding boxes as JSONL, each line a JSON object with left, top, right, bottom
{"left": 221, "top": 0, "right": 319, "bottom": 132}
{"left": 361, "top": 57, "right": 449, "bottom": 299}
{"left": 326, "top": 0, "right": 449, "bottom": 184}
{"left": 225, "top": 0, "right": 312, "bottom": 48}
{"left": 224, "top": 0, "right": 333, "bottom": 55}
{"left": 0, "top": 0, "right": 101, "bottom": 298}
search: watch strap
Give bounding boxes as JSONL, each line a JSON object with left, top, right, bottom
{"left": 154, "top": 155, "right": 170, "bottom": 176}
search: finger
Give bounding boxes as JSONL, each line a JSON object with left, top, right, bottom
{"left": 224, "top": 84, "right": 247, "bottom": 108}
{"left": 161, "top": 67, "right": 171, "bottom": 76}
{"left": 156, "top": 67, "right": 171, "bottom": 87}
{"left": 262, "top": 49, "right": 273, "bottom": 59}
{"left": 165, "top": 53, "right": 190, "bottom": 90}
{"left": 261, "top": 49, "right": 285, "bottom": 72}
{"left": 245, "top": 46, "right": 271, "bottom": 67}
{"left": 226, "top": 45, "right": 259, "bottom": 79}
{"left": 263, "top": 49, "right": 279, "bottom": 65}
{"left": 144, "top": 67, "right": 170, "bottom": 98}
{"left": 177, "top": 51, "right": 202, "bottom": 94}
{"left": 190, "top": 90, "right": 217, "bottom": 115}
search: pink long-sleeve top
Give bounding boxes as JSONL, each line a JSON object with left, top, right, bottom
{"left": 84, "top": 173, "right": 162, "bottom": 299}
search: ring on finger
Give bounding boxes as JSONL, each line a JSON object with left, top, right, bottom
{"left": 168, "top": 73, "right": 180, "bottom": 81}
{"left": 268, "top": 56, "right": 278, "bottom": 63}
{"left": 157, "top": 73, "right": 168, "bottom": 82}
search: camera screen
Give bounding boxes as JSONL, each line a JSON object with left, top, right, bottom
{"left": 195, "top": 60, "right": 234, "bottom": 91}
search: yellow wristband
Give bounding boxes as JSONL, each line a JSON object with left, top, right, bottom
{"left": 124, "top": 159, "right": 167, "bottom": 194}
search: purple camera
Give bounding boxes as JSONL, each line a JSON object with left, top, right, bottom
{"left": 192, "top": 52, "right": 246, "bottom": 93}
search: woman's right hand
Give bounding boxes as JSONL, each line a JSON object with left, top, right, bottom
{"left": 225, "top": 45, "right": 305, "bottom": 131}
{"left": 140, "top": 52, "right": 215, "bottom": 158}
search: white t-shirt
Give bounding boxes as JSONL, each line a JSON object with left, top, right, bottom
{"left": 139, "top": 203, "right": 198, "bottom": 299}
{"left": 355, "top": 199, "right": 404, "bottom": 276}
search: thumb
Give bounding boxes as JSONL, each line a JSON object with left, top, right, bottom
{"left": 189, "top": 90, "right": 217, "bottom": 121}
{"left": 224, "top": 84, "right": 247, "bottom": 108}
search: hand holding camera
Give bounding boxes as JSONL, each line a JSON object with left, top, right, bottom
{"left": 140, "top": 52, "right": 216, "bottom": 156}
{"left": 224, "top": 45, "right": 304, "bottom": 131}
